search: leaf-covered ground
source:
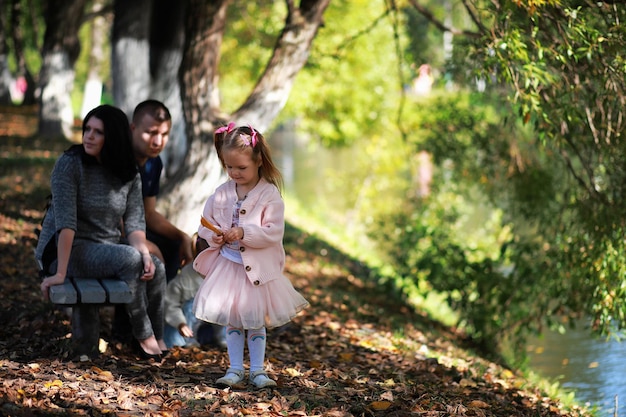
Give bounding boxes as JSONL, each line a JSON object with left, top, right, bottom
{"left": 0, "top": 107, "right": 590, "bottom": 416}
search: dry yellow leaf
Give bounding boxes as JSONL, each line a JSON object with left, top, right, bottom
{"left": 94, "top": 370, "right": 114, "bottom": 382}
{"left": 44, "top": 380, "right": 63, "bottom": 388}
{"left": 369, "top": 401, "right": 392, "bottom": 411}
{"left": 285, "top": 367, "right": 302, "bottom": 377}
{"left": 501, "top": 369, "right": 514, "bottom": 379}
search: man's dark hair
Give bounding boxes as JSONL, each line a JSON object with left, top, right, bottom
{"left": 132, "top": 99, "right": 171, "bottom": 124}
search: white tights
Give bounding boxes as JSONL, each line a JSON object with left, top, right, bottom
{"left": 225, "top": 326, "right": 267, "bottom": 373}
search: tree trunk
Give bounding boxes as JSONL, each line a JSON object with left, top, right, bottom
{"left": 112, "top": 0, "right": 187, "bottom": 174}
{"left": 148, "top": 0, "right": 187, "bottom": 178}
{"left": 0, "top": 1, "right": 13, "bottom": 105}
{"left": 38, "top": 0, "right": 85, "bottom": 139}
{"left": 163, "top": 0, "right": 331, "bottom": 233}
{"left": 237, "top": 0, "right": 332, "bottom": 132}
{"left": 111, "top": 0, "right": 152, "bottom": 117}
{"left": 11, "top": 0, "right": 38, "bottom": 106}
{"left": 20, "top": 0, "right": 37, "bottom": 106}
{"left": 156, "top": 0, "right": 228, "bottom": 234}
{"left": 79, "top": 0, "right": 109, "bottom": 119}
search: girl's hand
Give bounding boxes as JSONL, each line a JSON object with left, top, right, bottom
{"left": 222, "top": 227, "right": 244, "bottom": 244}
{"left": 211, "top": 233, "right": 225, "bottom": 245}
{"left": 40, "top": 273, "right": 66, "bottom": 301}
{"left": 140, "top": 253, "right": 156, "bottom": 281}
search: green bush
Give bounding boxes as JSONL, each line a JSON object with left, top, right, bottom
{"left": 367, "top": 91, "right": 578, "bottom": 358}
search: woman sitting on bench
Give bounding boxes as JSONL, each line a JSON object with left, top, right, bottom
{"left": 35, "top": 104, "right": 167, "bottom": 361}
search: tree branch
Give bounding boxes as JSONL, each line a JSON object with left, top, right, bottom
{"left": 407, "top": 0, "right": 481, "bottom": 38}
{"left": 460, "top": 0, "right": 488, "bottom": 34}
{"left": 386, "top": 0, "right": 408, "bottom": 142}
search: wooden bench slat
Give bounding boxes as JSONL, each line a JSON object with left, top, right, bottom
{"left": 73, "top": 278, "right": 107, "bottom": 303}
{"left": 49, "top": 281, "right": 78, "bottom": 304}
{"left": 48, "top": 277, "right": 132, "bottom": 305}
{"left": 99, "top": 279, "right": 132, "bottom": 303}
{"left": 44, "top": 275, "right": 133, "bottom": 358}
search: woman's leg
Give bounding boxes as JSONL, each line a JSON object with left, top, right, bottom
{"left": 146, "top": 254, "right": 166, "bottom": 342}
{"left": 69, "top": 242, "right": 156, "bottom": 342}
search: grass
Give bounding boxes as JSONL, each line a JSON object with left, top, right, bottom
{"left": 284, "top": 192, "right": 460, "bottom": 327}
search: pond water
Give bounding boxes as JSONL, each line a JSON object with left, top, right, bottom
{"left": 269, "top": 129, "right": 625, "bottom": 417}
{"left": 528, "top": 327, "right": 626, "bottom": 417}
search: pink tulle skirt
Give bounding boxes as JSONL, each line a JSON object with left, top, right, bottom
{"left": 192, "top": 255, "right": 309, "bottom": 329}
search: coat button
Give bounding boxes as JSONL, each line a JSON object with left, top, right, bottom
{"left": 254, "top": 280, "right": 260, "bottom": 286}
{"left": 240, "top": 209, "right": 246, "bottom": 215}
{"left": 245, "top": 265, "right": 251, "bottom": 271}
{"left": 239, "top": 246, "right": 245, "bottom": 252}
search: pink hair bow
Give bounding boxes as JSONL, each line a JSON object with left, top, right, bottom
{"left": 215, "top": 122, "right": 235, "bottom": 134}
{"left": 248, "top": 124, "right": 258, "bottom": 147}
{"left": 239, "top": 124, "right": 258, "bottom": 147}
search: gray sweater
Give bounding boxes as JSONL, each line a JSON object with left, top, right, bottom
{"left": 35, "top": 151, "right": 145, "bottom": 263}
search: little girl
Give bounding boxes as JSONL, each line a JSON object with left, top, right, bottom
{"left": 193, "top": 123, "right": 309, "bottom": 389}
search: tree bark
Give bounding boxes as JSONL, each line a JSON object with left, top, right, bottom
{"left": 157, "top": 0, "right": 228, "bottom": 234}
{"left": 38, "top": 0, "right": 85, "bottom": 139}
{"left": 148, "top": 0, "right": 187, "bottom": 177}
{"left": 0, "top": 0, "right": 13, "bottom": 105}
{"left": 111, "top": 0, "right": 152, "bottom": 118}
{"left": 163, "top": 0, "right": 331, "bottom": 233}
{"left": 112, "top": 0, "right": 187, "bottom": 176}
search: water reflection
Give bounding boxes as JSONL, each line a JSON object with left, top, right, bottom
{"left": 528, "top": 325, "right": 626, "bottom": 416}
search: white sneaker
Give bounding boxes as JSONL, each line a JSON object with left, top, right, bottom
{"left": 216, "top": 368, "right": 245, "bottom": 387}
{"left": 249, "top": 370, "right": 277, "bottom": 389}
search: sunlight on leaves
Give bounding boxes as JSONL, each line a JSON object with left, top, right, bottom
{"left": 43, "top": 380, "right": 62, "bottom": 388}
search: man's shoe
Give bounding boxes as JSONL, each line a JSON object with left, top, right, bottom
{"left": 216, "top": 368, "right": 245, "bottom": 387}
{"left": 249, "top": 370, "right": 277, "bottom": 389}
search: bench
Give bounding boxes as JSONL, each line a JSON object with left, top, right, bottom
{"left": 49, "top": 277, "right": 132, "bottom": 358}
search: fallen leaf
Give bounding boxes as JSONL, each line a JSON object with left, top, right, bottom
{"left": 370, "top": 401, "right": 392, "bottom": 411}
{"left": 469, "top": 400, "right": 490, "bottom": 408}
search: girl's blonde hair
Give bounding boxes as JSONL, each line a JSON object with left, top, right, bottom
{"left": 214, "top": 123, "right": 284, "bottom": 192}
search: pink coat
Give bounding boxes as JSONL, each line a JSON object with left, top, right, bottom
{"left": 193, "top": 178, "right": 285, "bottom": 285}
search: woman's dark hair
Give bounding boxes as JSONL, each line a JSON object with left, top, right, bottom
{"left": 80, "top": 104, "right": 138, "bottom": 182}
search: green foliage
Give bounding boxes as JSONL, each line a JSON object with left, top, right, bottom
{"left": 403, "top": 5, "right": 444, "bottom": 69}
{"left": 3, "top": 0, "right": 44, "bottom": 75}
{"left": 72, "top": 16, "right": 112, "bottom": 115}
{"left": 468, "top": 0, "right": 626, "bottom": 337}
{"left": 279, "top": 0, "right": 405, "bottom": 146}
{"left": 219, "top": 1, "right": 286, "bottom": 113}
{"left": 363, "top": 91, "right": 577, "bottom": 356}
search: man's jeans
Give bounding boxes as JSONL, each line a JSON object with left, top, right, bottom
{"left": 164, "top": 299, "right": 225, "bottom": 348}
